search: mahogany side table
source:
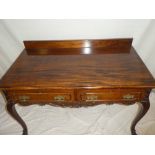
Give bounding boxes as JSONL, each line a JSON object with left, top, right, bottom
{"left": 0, "top": 38, "right": 155, "bottom": 135}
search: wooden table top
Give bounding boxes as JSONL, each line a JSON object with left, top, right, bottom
{"left": 0, "top": 39, "right": 155, "bottom": 89}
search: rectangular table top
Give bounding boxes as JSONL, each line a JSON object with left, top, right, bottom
{"left": 0, "top": 39, "right": 155, "bottom": 89}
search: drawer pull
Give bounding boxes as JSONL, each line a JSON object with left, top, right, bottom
{"left": 86, "top": 95, "right": 98, "bottom": 101}
{"left": 123, "top": 94, "right": 134, "bottom": 100}
{"left": 54, "top": 95, "right": 65, "bottom": 101}
{"left": 19, "top": 96, "right": 30, "bottom": 102}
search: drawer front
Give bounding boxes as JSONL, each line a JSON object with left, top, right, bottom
{"left": 7, "top": 89, "right": 74, "bottom": 104}
{"left": 77, "top": 89, "right": 144, "bottom": 102}
{"left": 6, "top": 88, "right": 146, "bottom": 106}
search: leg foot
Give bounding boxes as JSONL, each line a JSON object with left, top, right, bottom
{"left": 6, "top": 102, "right": 28, "bottom": 135}
{"left": 131, "top": 96, "right": 150, "bottom": 135}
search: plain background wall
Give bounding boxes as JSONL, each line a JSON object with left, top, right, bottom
{"left": 0, "top": 19, "right": 155, "bottom": 78}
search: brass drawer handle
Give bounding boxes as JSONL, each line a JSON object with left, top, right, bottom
{"left": 123, "top": 94, "right": 134, "bottom": 100}
{"left": 19, "top": 96, "right": 30, "bottom": 102}
{"left": 54, "top": 95, "right": 65, "bottom": 101}
{"left": 86, "top": 95, "right": 98, "bottom": 101}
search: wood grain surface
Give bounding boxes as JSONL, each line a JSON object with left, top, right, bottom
{"left": 1, "top": 39, "right": 155, "bottom": 135}
{"left": 0, "top": 46, "right": 155, "bottom": 89}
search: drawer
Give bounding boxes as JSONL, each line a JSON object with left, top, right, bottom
{"left": 7, "top": 89, "right": 74, "bottom": 104}
{"left": 6, "top": 88, "right": 146, "bottom": 106}
{"left": 77, "top": 89, "right": 144, "bottom": 102}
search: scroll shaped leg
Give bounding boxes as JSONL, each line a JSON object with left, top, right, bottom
{"left": 131, "top": 97, "right": 150, "bottom": 135}
{"left": 6, "top": 102, "right": 28, "bottom": 135}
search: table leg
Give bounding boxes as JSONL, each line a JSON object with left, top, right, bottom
{"left": 6, "top": 102, "right": 28, "bottom": 135}
{"left": 131, "top": 97, "right": 150, "bottom": 135}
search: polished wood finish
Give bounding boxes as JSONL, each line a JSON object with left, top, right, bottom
{"left": 0, "top": 39, "right": 155, "bottom": 135}
{"left": 25, "top": 39, "right": 133, "bottom": 55}
{"left": 7, "top": 89, "right": 74, "bottom": 105}
{"left": 131, "top": 90, "right": 151, "bottom": 135}
{"left": 6, "top": 102, "right": 28, "bottom": 135}
{"left": 77, "top": 88, "right": 145, "bottom": 102}
{"left": 24, "top": 38, "right": 132, "bottom": 49}
{"left": 0, "top": 47, "right": 155, "bottom": 89}
{"left": 3, "top": 90, "right": 28, "bottom": 134}
{"left": 5, "top": 88, "right": 145, "bottom": 106}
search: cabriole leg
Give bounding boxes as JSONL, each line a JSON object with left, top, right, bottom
{"left": 6, "top": 102, "right": 28, "bottom": 135}
{"left": 131, "top": 96, "right": 150, "bottom": 135}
